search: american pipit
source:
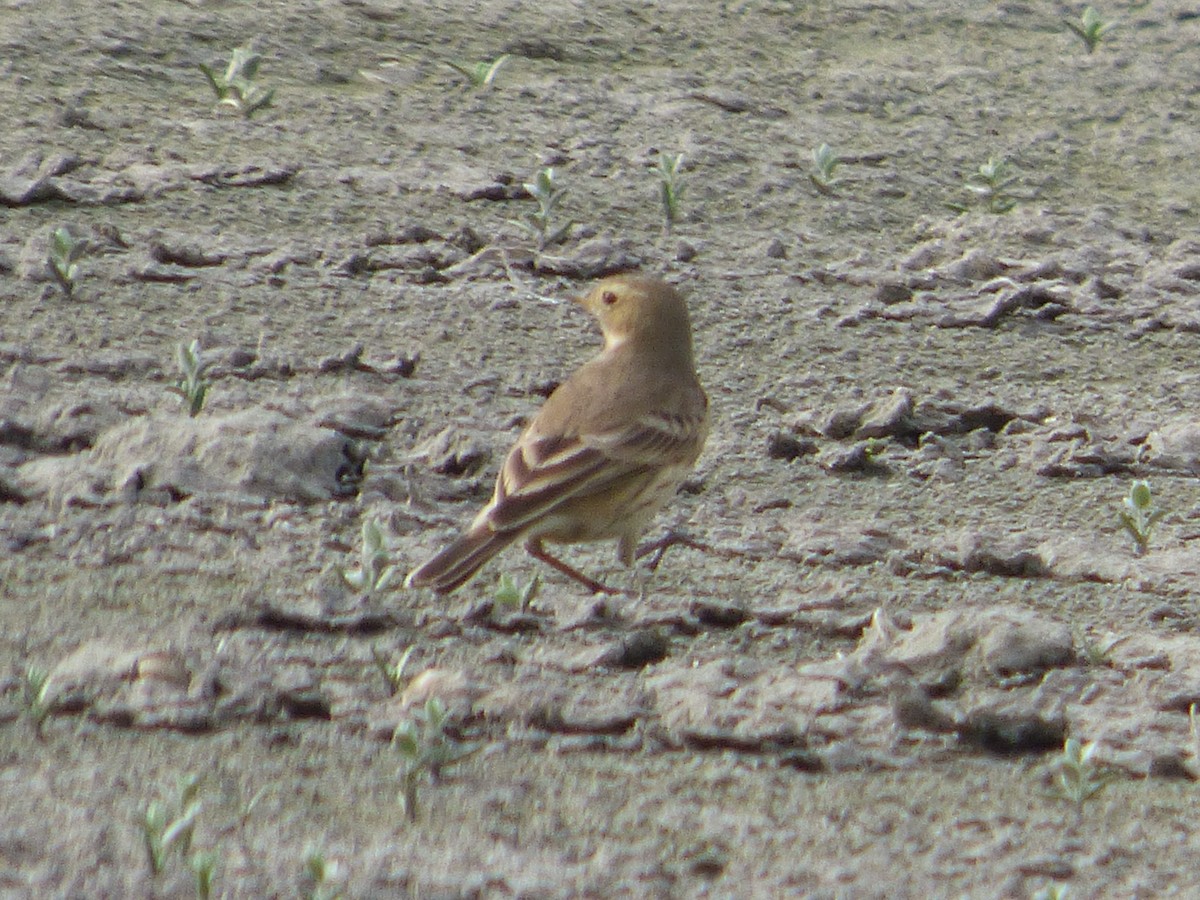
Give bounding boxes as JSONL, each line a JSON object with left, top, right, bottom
{"left": 405, "top": 273, "right": 708, "bottom": 595}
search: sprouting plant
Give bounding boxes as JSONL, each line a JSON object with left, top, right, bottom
{"left": 446, "top": 54, "right": 511, "bottom": 88}
{"left": 1033, "top": 885, "right": 1071, "bottom": 900}
{"left": 1118, "top": 479, "right": 1163, "bottom": 555}
{"left": 22, "top": 665, "right": 50, "bottom": 740}
{"left": 656, "top": 151, "right": 686, "bottom": 233}
{"left": 200, "top": 44, "right": 275, "bottom": 118}
{"left": 393, "top": 698, "right": 480, "bottom": 822}
{"left": 957, "top": 156, "right": 1018, "bottom": 214}
{"left": 1044, "top": 738, "right": 1115, "bottom": 823}
{"left": 809, "top": 143, "right": 842, "bottom": 196}
{"left": 371, "top": 644, "right": 415, "bottom": 696}
{"left": 239, "top": 787, "right": 266, "bottom": 832}
{"left": 1064, "top": 7, "right": 1117, "bottom": 54}
{"left": 339, "top": 520, "right": 399, "bottom": 596}
{"left": 232, "top": 786, "right": 267, "bottom": 863}
{"left": 1189, "top": 704, "right": 1200, "bottom": 767}
{"left": 142, "top": 774, "right": 203, "bottom": 876}
{"left": 518, "top": 166, "right": 573, "bottom": 250}
{"left": 494, "top": 571, "right": 539, "bottom": 614}
{"left": 47, "top": 226, "right": 84, "bottom": 298}
{"left": 167, "top": 339, "right": 210, "bottom": 417}
{"left": 190, "top": 849, "right": 219, "bottom": 900}
{"left": 862, "top": 438, "right": 887, "bottom": 463}
{"left": 1074, "top": 627, "right": 1118, "bottom": 667}
{"left": 303, "top": 846, "right": 344, "bottom": 900}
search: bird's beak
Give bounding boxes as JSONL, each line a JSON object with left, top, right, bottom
{"left": 569, "top": 288, "right": 594, "bottom": 317}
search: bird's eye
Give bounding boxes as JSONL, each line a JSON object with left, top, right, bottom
{"left": 602, "top": 290, "right": 618, "bottom": 305}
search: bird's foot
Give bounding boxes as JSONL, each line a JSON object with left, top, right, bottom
{"left": 526, "top": 540, "right": 621, "bottom": 595}
{"left": 635, "top": 530, "right": 729, "bottom": 573}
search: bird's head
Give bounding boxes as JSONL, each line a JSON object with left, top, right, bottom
{"left": 577, "top": 274, "right": 695, "bottom": 358}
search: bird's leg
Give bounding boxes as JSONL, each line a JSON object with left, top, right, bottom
{"left": 526, "top": 539, "right": 620, "bottom": 595}
{"left": 636, "top": 529, "right": 725, "bottom": 572}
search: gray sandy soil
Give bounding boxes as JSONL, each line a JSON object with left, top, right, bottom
{"left": 5, "top": 1, "right": 1200, "bottom": 896}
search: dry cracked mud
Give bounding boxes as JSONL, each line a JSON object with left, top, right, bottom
{"left": 5, "top": 1, "right": 1200, "bottom": 897}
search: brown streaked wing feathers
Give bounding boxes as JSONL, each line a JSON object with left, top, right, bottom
{"left": 486, "top": 437, "right": 614, "bottom": 531}
{"left": 485, "top": 408, "right": 705, "bottom": 533}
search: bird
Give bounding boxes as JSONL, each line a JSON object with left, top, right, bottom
{"left": 405, "top": 272, "right": 708, "bottom": 595}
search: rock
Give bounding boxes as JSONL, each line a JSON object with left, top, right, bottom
{"left": 413, "top": 426, "right": 489, "bottom": 477}
{"left": 1033, "top": 430, "right": 1136, "bottom": 478}
{"left": 365, "top": 224, "right": 443, "bottom": 246}
{"left": 317, "top": 343, "right": 365, "bottom": 373}
{"left": 953, "top": 531, "right": 1050, "bottom": 578}
{"left": 819, "top": 441, "right": 889, "bottom": 474}
{"left": 818, "top": 404, "right": 870, "bottom": 439}
{"left": 778, "top": 518, "right": 905, "bottom": 566}
{"left": 314, "top": 396, "right": 396, "bottom": 439}
{"left": 765, "top": 431, "right": 816, "bottom": 461}
{"left": 586, "top": 630, "right": 670, "bottom": 670}
{"left": 840, "top": 606, "right": 1075, "bottom": 683}
{"left": 1143, "top": 422, "right": 1200, "bottom": 473}
{"left": 956, "top": 709, "right": 1065, "bottom": 754}
{"left": 476, "top": 673, "right": 644, "bottom": 736}
{"left": 18, "top": 409, "right": 366, "bottom": 506}
{"left": 42, "top": 640, "right": 208, "bottom": 731}
{"left": 148, "top": 234, "right": 228, "bottom": 267}
{"left": 943, "top": 248, "right": 1010, "bottom": 282}
{"left": 534, "top": 237, "right": 643, "bottom": 279}
{"left": 0, "top": 395, "right": 124, "bottom": 455}
{"left": 690, "top": 600, "right": 751, "bottom": 628}
{"left": 874, "top": 280, "right": 913, "bottom": 304}
{"left": 890, "top": 682, "right": 958, "bottom": 734}
{"left": 647, "top": 658, "right": 841, "bottom": 748}
{"left": 855, "top": 388, "right": 915, "bottom": 440}
{"left": 1147, "top": 753, "right": 1196, "bottom": 780}
{"left": 977, "top": 614, "right": 1074, "bottom": 677}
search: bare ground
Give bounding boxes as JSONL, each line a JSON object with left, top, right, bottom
{"left": 5, "top": 1, "right": 1200, "bottom": 897}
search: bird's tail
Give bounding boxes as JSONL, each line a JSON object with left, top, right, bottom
{"left": 405, "top": 525, "right": 519, "bottom": 594}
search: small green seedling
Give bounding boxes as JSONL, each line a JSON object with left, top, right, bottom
{"left": 494, "top": 571, "right": 539, "bottom": 613}
{"left": 238, "top": 787, "right": 266, "bottom": 833}
{"left": 518, "top": 166, "right": 573, "bottom": 250}
{"left": 656, "top": 151, "right": 686, "bottom": 233}
{"left": 1118, "top": 479, "right": 1163, "bottom": 556}
{"left": 446, "top": 54, "right": 511, "bottom": 88}
{"left": 339, "top": 519, "right": 399, "bottom": 596}
{"left": 232, "top": 787, "right": 267, "bottom": 863}
{"left": 393, "top": 697, "right": 480, "bottom": 822}
{"left": 1064, "top": 7, "right": 1117, "bottom": 54}
{"left": 809, "top": 143, "right": 842, "bottom": 196}
{"left": 371, "top": 644, "right": 415, "bottom": 696}
{"left": 168, "top": 339, "right": 210, "bottom": 417}
{"left": 142, "top": 774, "right": 203, "bottom": 876}
{"left": 303, "top": 846, "right": 344, "bottom": 900}
{"left": 1033, "top": 886, "right": 1071, "bottom": 900}
{"left": 190, "top": 849, "right": 219, "bottom": 900}
{"left": 862, "top": 438, "right": 887, "bottom": 463}
{"left": 1189, "top": 703, "right": 1200, "bottom": 767}
{"left": 956, "top": 156, "right": 1018, "bottom": 214}
{"left": 200, "top": 44, "right": 275, "bottom": 117}
{"left": 22, "top": 665, "right": 50, "bottom": 740}
{"left": 1074, "top": 627, "right": 1118, "bottom": 668}
{"left": 1044, "top": 738, "right": 1115, "bottom": 823}
{"left": 47, "top": 227, "right": 84, "bottom": 298}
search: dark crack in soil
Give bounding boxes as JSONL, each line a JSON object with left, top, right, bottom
{"left": 5, "top": 1, "right": 1200, "bottom": 897}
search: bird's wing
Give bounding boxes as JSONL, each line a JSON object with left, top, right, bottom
{"left": 484, "top": 408, "right": 706, "bottom": 533}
